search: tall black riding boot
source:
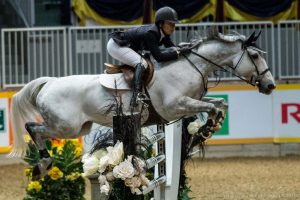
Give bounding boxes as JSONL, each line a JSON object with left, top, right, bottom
{"left": 130, "top": 63, "right": 146, "bottom": 107}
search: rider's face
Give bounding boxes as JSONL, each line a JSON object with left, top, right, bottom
{"left": 161, "top": 21, "right": 175, "bottom": 36}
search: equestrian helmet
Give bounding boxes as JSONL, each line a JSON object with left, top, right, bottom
{"left": 154, "top": 6, "right": 179, "bottom": 25}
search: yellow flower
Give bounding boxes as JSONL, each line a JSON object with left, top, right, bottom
{"left": 57, "top": 146, "right": 63, "bottom": 155}
{"left": 69, "top": 139, "right": 80, "bottom": 145}
{"left": 27, "top": 181, "right": 42, "bottom": 192}
{"left": 75, "top": 146, "right": 82, "bottom": 157}
{"left": 66, "top": 172, "right": 82, "bottom": 181}
{"left": 52, "top": 139, "right": 65, "bottom": 148}
{"left": 151, "top": 148, "right": 156, "bottom": 157}
{"left": 23, "top": 134, "right": 31, "bottom": 143}
{"left": 48, "top": 166, "right": 64, "bottom": 180}
{"left": 24, "top": 168, "right": 32, "bottom": 177}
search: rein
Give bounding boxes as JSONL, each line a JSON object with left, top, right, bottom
{"left": 183, "top": 44, "right": 270, "bottom": 87}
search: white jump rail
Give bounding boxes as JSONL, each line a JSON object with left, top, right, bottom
{"left": 141, "top": 121, "right": 182, "bottom": 200}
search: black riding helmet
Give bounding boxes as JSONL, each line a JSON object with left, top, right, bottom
{"left": 154, "top": 6, "right": 179, "bottom": 25}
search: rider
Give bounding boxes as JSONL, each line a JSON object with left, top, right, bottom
{"left": 107, "top": 6, "right": 190, "bottom": 107}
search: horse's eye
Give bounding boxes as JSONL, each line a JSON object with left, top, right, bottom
{"left": 251, "top": 54, "right": 259, "bottom": 59}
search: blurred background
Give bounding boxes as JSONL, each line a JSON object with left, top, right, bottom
{"left": 0, "top": 0, "right": 300, "bottom": 199}
{"left": 1, "top": 0, "right": 299, "bottom": 158}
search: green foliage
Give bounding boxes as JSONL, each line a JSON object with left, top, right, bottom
{"left": 178, "top": 176, "right": 194, "bottom": 200}
{"left": 23, "top": 140, "right": 85, "bottom": 200}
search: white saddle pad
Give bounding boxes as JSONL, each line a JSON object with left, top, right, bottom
{"left": 99, "top": 73, "right": 131, "bottom": 90}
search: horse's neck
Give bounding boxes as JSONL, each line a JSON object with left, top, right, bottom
{"left": 149, "top": 58, "right": 205, "bottom": 98}
{"left": 148, "top": 42, "right": 237, "bottom": 93}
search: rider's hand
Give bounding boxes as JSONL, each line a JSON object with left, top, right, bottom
{"left": 178, "top": 46, "right": 190, "bottom": 55}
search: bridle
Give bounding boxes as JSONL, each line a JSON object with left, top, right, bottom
{"left": 182, "top": 31, "right": 270, "bottom": 88}
{"left": 188, "top": 46, "right": 270, "bottom": 87}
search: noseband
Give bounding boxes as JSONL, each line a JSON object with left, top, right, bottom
{"left": 245, "top": 47, "right": 270, "bottom": 86}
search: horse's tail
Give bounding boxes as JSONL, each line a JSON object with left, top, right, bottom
{"left": 9, "top": 77, "right": 53, "bottom": 157}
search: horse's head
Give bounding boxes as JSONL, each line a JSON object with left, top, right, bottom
{"left": 223, "top": 31, "right": 276, "bottom": 94}
{"left": 194, "top": 29, "right": 276, "bottom": 95}
{"left": 237, "top": 31, "right": 275, "bottom": 94}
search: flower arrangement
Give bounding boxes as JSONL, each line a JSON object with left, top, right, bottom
{"left": 82, "top": 140, "right": 151, "bottom": 198}
{"left": 23, "top": 139, "right": 85, "bottom": 200}
{"left": 187, "top": 119, "right": 205, "bottom": 135}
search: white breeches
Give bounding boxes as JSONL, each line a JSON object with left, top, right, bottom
{"left": 107, "top": 38, "right": 148, "bottom": 68}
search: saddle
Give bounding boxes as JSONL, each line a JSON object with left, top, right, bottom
{"left": 104, "top": 60, "right": 154, "bottom": 88}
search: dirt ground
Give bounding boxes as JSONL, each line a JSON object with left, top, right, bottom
{"left": 1, "top": 156, "right": 300, "bottom": 200}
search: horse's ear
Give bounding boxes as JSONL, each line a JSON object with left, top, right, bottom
{"left": 244, "top": 31, "right": 256, "bottom": 47}
{"left": 253, "top": 30, "right": 262, "bottom": 42}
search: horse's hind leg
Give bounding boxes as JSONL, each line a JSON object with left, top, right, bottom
{"left": 25, "top": 122, "right": 55, "bottom": 181}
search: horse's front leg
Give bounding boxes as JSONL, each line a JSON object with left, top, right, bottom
{"left": 202, "top": 96, "right": 228, "bottom": 129}
{"left": 175, "top": 96, "right": 219, "bottom": 117}
{"left": 175, "top": 96, "right": 224, "bottom": 134}
{"left": 202, "top": 97, "right": 228, "bottom": 111}
{"left": 202, "top": 96, "right": 228, "bottom": 128}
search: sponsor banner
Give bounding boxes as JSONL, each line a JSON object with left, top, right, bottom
{"left": 0, "top": 92, "right": 15, "bottom": 153}
{"left": 273, "top": 89, "right": 300, "bottom": 142}
{"left": 208, "top": 90, "right": 273, "bottom": 140}
{"left": 207, "top": 84, "right": 300, "bottom": 144}
{"left": 0, "top": 99, "right": 9, "bottom": 146}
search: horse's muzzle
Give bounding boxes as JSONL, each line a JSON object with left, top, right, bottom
{"left": 268, "top": 84, "right": 276, "bottom": 90}
{"left": 257, "top": 82, "right": 276, "bottom": 95}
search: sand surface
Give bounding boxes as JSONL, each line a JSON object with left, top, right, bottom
{"left": 1, "top": 156, "right": 300, "bottom": 200}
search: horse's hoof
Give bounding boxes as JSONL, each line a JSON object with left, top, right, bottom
{"left": 200, "top": 131, "right": 212, "bottom": 139}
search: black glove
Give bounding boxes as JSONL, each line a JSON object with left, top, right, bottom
{"left": 178, "top": 46, "right": 190, "bottom": 55}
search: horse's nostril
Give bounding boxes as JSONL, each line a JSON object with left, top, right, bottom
{"left": 268, "top": 84, "right": 276, "bottom": 90}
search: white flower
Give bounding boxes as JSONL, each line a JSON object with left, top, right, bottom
{"left": 81, "top": 153, "right": 91, "bottom": 163}
{"left": 187, "top": 119, "right": 205, "bottom": 135}
{"left": 113, "top": 156, "right": 135, "bottom": 180}
{"left": 98, "top": 155, "right": 110, "bottom": 173}
{"left": 93, "top": 149, "right": 108, "bottom": 159}
{"left": 99, "top": 174, "right": 110, "bottom": 195}
{"left": 98, "top": 174, "right": 107, "bottom": 186}
{"left": 140, "top": 173, "right": 150, "bottom": 187}
{"left": 82, "top": 155, "right": 99, "bottom": 177}
{"left": 133, "top": 156, "right": 146, "bottom": 174}
{"left": 125, "top": 176, "right": 141, "bottom": 188}
{"left": 125, "top": 176, "right": 142, "bottom": 195}
{"left": 105, "top": 172, "right": 115, "bottom": 182}
{"left": 107, "top": 141, "right": 124, "bottom": 166}
{"left": 130, "top": 187, "right": 142, "bottom": 195}
{"left": 100, "top": 184, "right": 110, "bottom": 195}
